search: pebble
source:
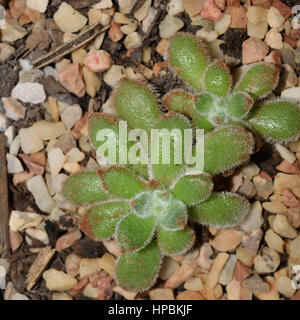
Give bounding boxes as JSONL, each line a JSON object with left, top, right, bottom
{"left": 48, "top": 148, "right": 66, "bottom": 178}
{"left": 118, "top": 0, "right": 137, "bottom": 14}
{"left": 108, "top": 21, "right": 124, "bottom": 42}
{"left": 239, "top": 180, "right": 256, "bottom": 199}
{"left": 2, "top": 97, "right": 26, "bottom": 121}
{"left": 124, "top": 32, "right": 143, "bottom": 49}
{"left": 247, "top": 21, "right": 268, "bottom": 39}
{"left": 265, "top": 29, "right": 283, "bottom": 50}
{"left": 255, "top": 276, "right": 280, "bottom": 300}
{"left": 66, "top": 254, "right": 81, "bottom": 278}
{"left": 6, "top": 154, "right": 23, "bottom": 174}
{"left": 159, "top": 14, "right": 184, "bottom": 38}
{"left": 159, "top": 257, "right": 180, "bottom": 280}
{"left": 149, "top": 288, "right": 174, "bottom": 300}
{"left": 165, "top": 264, "right": 194, "bottom": 289}
{"left": 241, "top": 201, "right": 264, "bottom": 232}
{"left": 26, "top": 0, "right": 48, "bottom": 13}
{"left": 196, "top": 29, "right": 218, "bottom": 42}
{"left": 60, "top": 105, "right": 83, "bottom": 130}
{"left": 84, "top": 50, "right": 112, "bottom": 73}
{"left": 142, "top": 7, "right": 158, "bottom": 34}
{"left": 9, "top": 230, "right": 23, "bottom": 252}
{"left": 176, "top": 290, "right": 204, "bottom": 300}
{"left": 167, "top": 0, "right": 184, "bottom": 16}
{"left": 226, "top": 6, "right": 247, "bottom": 28}
{"left": 192, "top": 242, "right": 213, "bottom": 272}
{"left": 254, "top": 247, "right": 280, "bottom": 273}
{"left": 104, "top": 65, "right": 125, "bottom": 88}
{"left": 26, "top": 175, "right": 55, "bottom": 213}
{"left": 242, "top": 37, "right": 269, "bottom": 64}
{"left": 241, "top": 162, "right": 260, "bottom": 180}
{"left": 265, "top": 229, "right": 284, "bottom": 253}
{"left": 200, "top": 0, "right": 223, "bottom": 22}
{"left": 83, "top": 283, "right": 99, "bottom": 299}
{"left": 11, "top": 82, "right": 46, "bottom": 104}
{"left": 56, "top": 230, "right": 81, "bottom": 252}
{"left": 54, "top": 2, "right": 87, "bottom": 33}
{"left": 19, "top": 127, "right": 44, "bottom": 154}
{"left": 246, "top": 6, "right": 268, "bottom": 24}
{"left": 113, "top": 285, "right": 137, "bottom": 300}
{"left": 281, "top": 87, "right": 300, "bottom": 102}
{"left": 120, "top": 23, "right": 138, "bottom": 35}
{"left": 236, "top": 246, "right": 255, "bottom": 267}
{"left": 1, "top": 20, "right": 27, "bottom": 42}
{"left": 183, "top": 0, "right": 205, "bottom": 17}
{"left": 272, "top": 214, "right": 297, "bottom": 239}
{"left": 93, "top": 0, "right": 113, "bottom": 9}
{"left": 43, "top": 269, "right": 77, "bottom": 291}
{"left": 184, "top": 276, "right": 204, "bottom": 291}
{"left": 214, "top": 13, "right": 231, "bottom": 35}
{"left": 275, "top": 143, "right": 296, "bottom": 164}
{"left": 11, "top": 293, "right": 30, "bottom": 300}
{"left": 268, "top": 6, "right": 285, "bottom": 28}
{"left": 219, "top": 254, "right": 236, "bottom": 286}
{"left": 0, "top": 43, "right": 16, "bottom": 61}
{"left": 262, "top": 201, "right": 287, "bottom": 214}
{"left": 211, "top": 229, "right": 243, "bottom": 252}
{"left": 242, "top": 229, "right": 263, "bottom": 255}
{"left": 79, "top": 258, "right": 103, "bottom": 279}
{"left": 226, "top": 278, "right": 252, "bottom": 300}
{"left": 281, "top": 64, "right": 298, "bottom": 89}
{"left": 59, "top": 64, "right": 86, "bottom": 98}
{"left": 276, "top": 276, "right": 295, "bottom": 298}
{"left": 32, "top": 121, "right": 66, "bottom": 141}
{"left": 134, "top": 0, "right": 151, "bottom": 21}
{"left": 253, "top": 174, "right": 274, "bottom": 200}
{"left": 243, "top": 274, "right": 270, "bottom": 295}
{"left": 290, "top": 235, "right": 300, "bottom": 258}
{"left": 52, "top": 293, "right": 73, "bottom": 300}
{"left": 25, "top": 227, "right": 49, "bottom": 245}
{"left": 9, "top": 210, "right": 43, "bottom": 232}
{"left": 274, "top": 173, "right": 300, "bottom": 195}
{"left": 206, "top": 252, "right": 229, "bottom": 289}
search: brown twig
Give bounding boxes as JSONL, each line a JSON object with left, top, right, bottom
{"left": 0, "top": 134, "right": 9, "bottom": 257}
{"left": 32, "top": 23, "right": 110, "bottom": 70}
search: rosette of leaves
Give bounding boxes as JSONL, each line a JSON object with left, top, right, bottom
{"left": 63, "top": 78, "right": 253, "bottom": 292}
{"left": 165, "top": 33, "right": 300, "bottom": 143}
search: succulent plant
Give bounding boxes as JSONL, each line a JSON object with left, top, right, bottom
{"left": 63, "top": 33, "right": 300, "bottom": 292}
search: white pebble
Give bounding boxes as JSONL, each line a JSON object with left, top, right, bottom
{"left": 6, "top": 154, "right": 23, "bottom": 174}
{"left": 48, "top": 148, "right": 66, "bottom": 178}
{"left": 159, "top": 14, "right": 184, "bottom": 38}
{"left": 275, "top": 143, "right": 296, "bottom": 163}
{"left": 11, "top": 82, "right": 46, "bottom": 104}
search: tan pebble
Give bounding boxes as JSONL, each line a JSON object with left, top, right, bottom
{"left": 275, "top": 276, "right": 295, "bottom": 298}
{"left": 236, "top": 246, "right": 255, "bottom": 267}
{"left": 176, "top": 290, "right": 204, "bottom": 300}
{"left": 165, "top": 264, "right": 194, "bottom": 289}
{"left": 265, "top": 229, "right": 284, "bottom": 253}
{"left": 272, "top": 214, "right": 297, "bottom": 239}
{"left": 82, "top": 66, "right": 101, "bottom": 98}
{"left": 149, "top": 288, "right": 174, "bottom": 300}
{"left": 211, "top": 229, "right": 243, "bottom": 252}
{"left": 262, "top": 201, "right": 287, "bottom": 214}
{"left": 255, "top": 276, "right": 280, "bottom": 300}
{"left": 206, "top": 252, "right": 229, "bottom": 289}
{"left": 226, "top": 278, "right": 252, "bottom": 300}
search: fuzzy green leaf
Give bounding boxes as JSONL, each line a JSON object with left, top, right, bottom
{"left": 171, "top": 173, "right": 213, "bottom": 205}
{"left": 226, "top": 92, "right": 254, "bottom": 119}
{"left": 247, "top": 100, "right": 300, "bottom": 142}
{"left": 204, "top": 59, "right": 232, "bottom": 96}
{"left": 203, "top": 126, "right": 254, "bottom": 175}
{"left": 189, "top": 192, "right": 250, "bottom": 227}
{"left": 63, "top": 171, "right": 109, "bottom": 205}
{"left": 234, "top": 63, "right": 279, "bottom": 99}
{"left": 168, "top": 33, "right": 210, "bottom": 92}
{"left": 116, "top": 240, "right": 161, "bottom": 291}
{"left": 114, "top": 79, "right": 161, "bottom": 132}
{"left": 100, "top": 166, "right": 146, "bottom": 199}
{"left": 151, "top": 113, "right": 191, "bottom": 186}
{"left": 195, "top": 93, "right": 215, "bottom": 114}
{"left": 81, "top": 201, "right": 131, "bottom": 240}
{"left": 157, "top": 226, "right": 195, "bottom": 256}
{"left": 192, "top": 116, "right": 214, "bottom": 133}
{"left": 117, "top": 213, "right": 156, "bottom": 252}
{"left": 163, "top": 90, "right": 199, "bottom": 118}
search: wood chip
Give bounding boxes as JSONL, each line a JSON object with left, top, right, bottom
{"left": 0, "top": 134, "right": 9, "bottom": 256}
{"left": 26, "top": 246, "right": 56, "bottom": 291}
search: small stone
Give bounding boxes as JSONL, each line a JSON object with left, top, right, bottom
{"left": 79, "top": 258, "right": 102, "bottom": 279}
{"left": 25, "top": 227, "right": 49, "bottom": 245}
{"left": 234, "top": 260, "right": 253, "bottom": 282}
{"left": 104, "top": 65, "right": 125, "bottom": 88}
{"left": 262, "top": 201, "right": 287, "bottom": 214}
{"left": 165, "top": 264, "right": 194, "bottom": 289}
{"left": 93, "top": 0, "right": 113, "bottom": 9}
{"left": 255, "top": 276, "right": 280, "bottom": 300}
{"left": 226, "top": 6, "right": 248, "bottom": 28}
{"left": 6, "top": 154, "right": 23, "bottom": 174}
{"left": 242, "top": 229, "right": 263, "bottom": 255}
{"left": 19, "top": 127, "right": 44, "bottom": 154}
{"left": 84, "top": 50, "right": 112, "bottom": 73}
{"left": 183, "top": 0, "right": 205, "bottom": 17}
{"left": 1, "top": 19, "right": 27, "bottom": 42}
{"left": 159, "top": 15, "right": 184, "bottom": 38}
{"left": 113, "top": 285, "right": 137, "bottom": 300}
{"left": 214, "top": 13, "right": 231, "bottom": 35}
{"left": 236, "top": 246, "right": 255, "bottom": 267}
{"left": 26, "top": 175, "right": 55, "bottom": 213}
{"left": 98, "top": 253, "right": 115, "bottom": 278}
{"left": 120, "top": 23, "right": 138, "bottom": 35}
{"left": 134, "top": 0, "right": 151, "bottom": 21}
{"left": 11, "top": 293, "right": 30, "bottom": 300}
{"left": 26, "top": 0, "right": 48, "bottom": 13}
{"left": 65, "top": 253, "right": 81, "bottom": 278}
{"left": 108, "top": 21, "right": 123, "bottom": 42}
{"left": 43, "top": 269, "right": 77, "bottom": 291}
{"left": 276, "top": 276, "right": 295, "bottom": 298}
{"left": 54, "top": 2, "right": 87, "bottom": 33}
{"left": 238, "top": 180, "right": 256, "bottom": 199}
{"left": 281, "top": 87, "right": 300, "bottom": 102}
{"left": 254, "top": 247, "right": 280, "bottom": 273}
{"left": 142, "top": 7, "right": 158, "bottom": 34}
{"left": 272, "top": 214, "right": 297, "bottom": 239}
{"left": 48, "top": 148, "right": 66, "bottom": 178}
{"left": 192, "top": 242, "right": 213, "bottom": 272}
{"left": 265, "top": 229, "right": 284, "bottom": 253}
{"left": 167, "top": 0, "right": 184, "bottom": 16}
{"left": 11, "top": 82, "right": 46, "bottom": 104}
{"left": 265, "top": 28, "right": 283, "bottom": 50}
{"left": 253, "top": 174, "right": 274, "bottom": 200}
{"left": 246, "top": 6, "right": 268, "bottom": 23}
{"left": 241, "top": 162, "right": 260, "bottom": 180}
{"left": 226, "top": 278, "right": 252, "bottom": 300}
{"left": 59, "top": 64, "right": 86, "bottom": 98}
{"left": 61, "top": 105, "right": 83, "bottom": 129}
{"left": 247, "top": 21, "right": 268, "bottom": 39}
{"left": 274, "top": 173, "right": 300, "bottom": 194}
{"left": 52, "top": 293, "right": 73, "bottom": 300}
{"left": 176, "top": 290, "right": 204, "bottom": 300}
{"left": 159, "top": 257, "right": 180, "bottom": 280}
{"left": 82, "top": 283, "right": 98, "bottom": 299}
{"left": 241, "top": 201, "right": 264, "bottom": 232}
{"left": 264, "top": 50, "right": 282, "bottom": 65}
{"left": 243, "top": 274, "right": 270, "bottom": 294}
{"left": 149, "top": 288, "right": 174, "bottom": 300}
{"left": 0, "top": 43, "right": 16, "bottom": 61}
{"left": 290, "top": 235, "right": 300, "bottom": 258}
{"left": 196, "top": 29, "right": 218, "bottom": 42}
{"left": 268, "top": 6, "right": 285, "bottom": 28}
{"left": 211, "top": 229, "right": 243, "bottom": 252}
{"left": 9, "top": 210, "right": 43, "bottom": 232}
{"left": 242, "top": 37, "right": 269, "bottom": 64}
{"left": 282, "top": 188, "right": 300, "bottom": 208}
{"left": 71, "top": 49, "right": 87, "bottom": 65}
{"left": 66, "top": 148, "right": 84, "bottom": 163}
{"left": 124, "top": 32, "right": 143, "bottom": 49}
{"left": 200, "top": 0, "right": 223, "bottom": 22}
{"left": 281, "top": 64, "right": 298, "bottom": 90}
{"left": 56, "top": 230, "right": 81, "bottom": 252}
{"left": 184, "top": 276, "right": 204, "bottom": 291}
{"left": 9, "top": 230, "right": 23, "bottom": 252}
{"left": 219, "top": 254, "right": 236, "bottom": 285}
{"left": 206, "top": 252, "right": 229, "bottom": 289}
